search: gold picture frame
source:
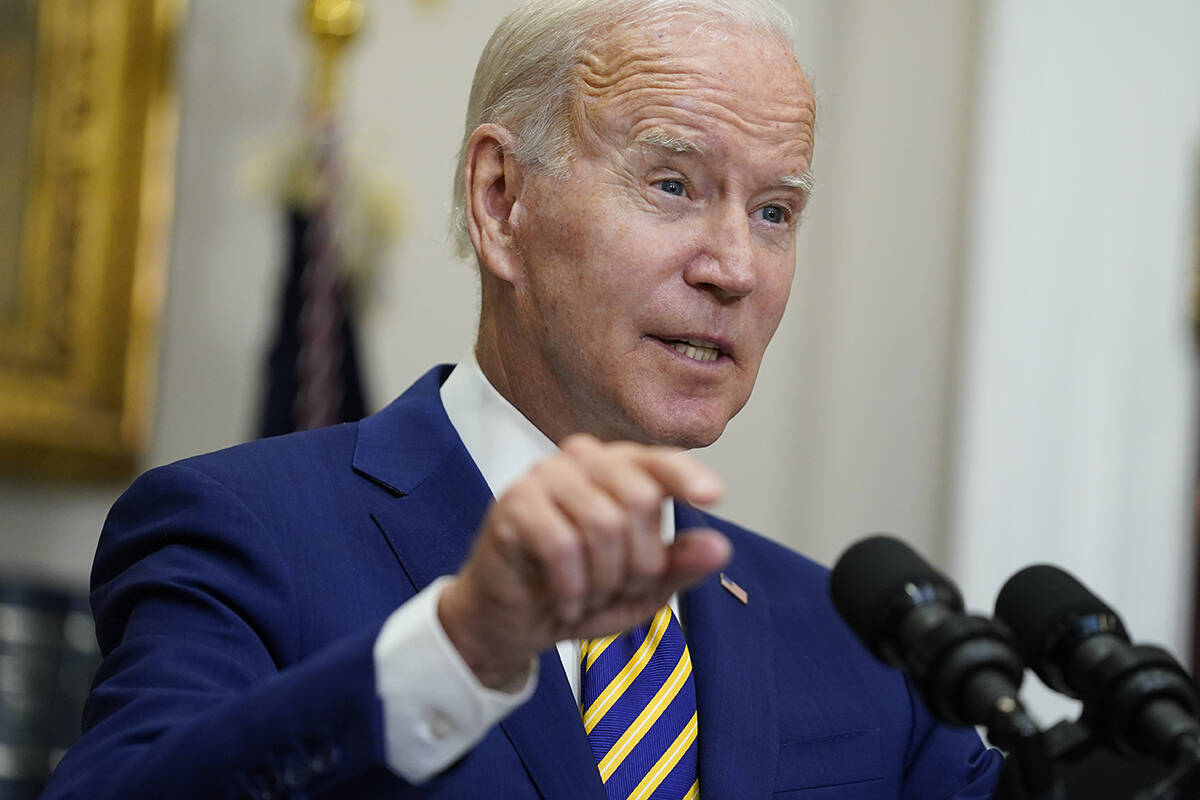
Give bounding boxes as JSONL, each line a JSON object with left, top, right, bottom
{"left": 0, "top": 0, "right": 182, "bottom": 479}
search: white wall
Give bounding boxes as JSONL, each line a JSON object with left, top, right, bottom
{"left": 950, "top": 0, "right": 1200, "bottom": 718}
{"left": 709, "top": 0, "right": 979, "bottom": 567}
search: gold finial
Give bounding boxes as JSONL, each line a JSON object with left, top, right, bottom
{"left": 304, "top": 0, "right": 364, "bottom": 112}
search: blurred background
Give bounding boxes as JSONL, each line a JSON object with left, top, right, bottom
{"left": 1, "top": 0, "right": 1199, "bottom": 790}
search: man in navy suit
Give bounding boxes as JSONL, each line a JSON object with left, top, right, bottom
{"left": 46, "top": 0, "right": 1002, "bottom": 797}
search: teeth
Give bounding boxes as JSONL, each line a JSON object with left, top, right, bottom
{"left": 670, "top": 339, "right": 721, "bottom": 362}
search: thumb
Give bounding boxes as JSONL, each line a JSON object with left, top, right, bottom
{"left": 661, "top": 528, "right": 732, "bottom": 595}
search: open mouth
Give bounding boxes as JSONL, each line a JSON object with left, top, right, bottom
{"left": 661, "top": 337, "right": 723, "bottom": 363}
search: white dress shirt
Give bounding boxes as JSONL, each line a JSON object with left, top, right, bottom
{"left": 373, "top": 354, "right": 676, "bottom": 783}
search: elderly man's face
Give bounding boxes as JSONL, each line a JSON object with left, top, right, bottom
{"left": 502, "top": 20, "right": 815, "bottom": 448}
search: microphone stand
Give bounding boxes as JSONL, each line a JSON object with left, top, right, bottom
{"left": 989, "top": 703, "right": 1065, "bottom": 800}
{"left": 992, "top": 719, "right": 1200, "bottom": 800}
{"left": 1131, "top": 736, "right": 1200, "bottom": 800}
{"left": 1131, "top": 759, "right": 1200, "bottom": 800}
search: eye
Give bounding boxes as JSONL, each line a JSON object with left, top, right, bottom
{"left": 656, "top": 179, "right": 687, "bottom": 197}
{"left": 757, "top": 204, "right": 789, "bottom": 225}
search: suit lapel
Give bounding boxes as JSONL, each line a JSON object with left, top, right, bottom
{"left": 366, "top": 451, "right": 488, "bottom": 592}
{"left": 353, "top": 366, "right": 604, "bottom": 798}
{"left": 354, "top": 366, "right": 490, "bottom": 591}
{"left": 499, "top": 653, "right": 607, "bottom": 799}
{"left": 677, "top": 502, "right": 778, "bottom": 800}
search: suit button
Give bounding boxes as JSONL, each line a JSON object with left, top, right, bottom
{"left": 236, "top": 781, "right": 273, "bottom": 800}
{"left": 428, "top": 710, "right": 454, "bottom": 740}
{"left": 257, "top": 770, "right": 283, "bottom": 800}
{"left": 283, "top": 755, "right": 313, "bottom": 788}
{"left": 307, "top": 742, "right": 342, "bottom": 775}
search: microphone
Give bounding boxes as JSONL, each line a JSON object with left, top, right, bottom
{"left": 830, "top": 535, "right": 1029, "bottom": 737}
{"left": 995, "top": 564, "right": 1200, "bottom": 764}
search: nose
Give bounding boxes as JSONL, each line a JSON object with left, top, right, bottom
{"left": 683, "top": 203, "right": 757, "bottom": 301}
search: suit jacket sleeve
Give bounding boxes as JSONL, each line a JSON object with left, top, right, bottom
{"left": 42, "top": 461, "right": 397, "bottom": 800}
{"left": 901, "top": 676, "right": 1003, "bottom": 800}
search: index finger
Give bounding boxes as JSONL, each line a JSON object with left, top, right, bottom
{"left": 621, "top": 445, "right": 724, "bottom": 507}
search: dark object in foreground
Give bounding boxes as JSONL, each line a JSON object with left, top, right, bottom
{"left": 0, "top": 577, "right": 99, "bottom": 800}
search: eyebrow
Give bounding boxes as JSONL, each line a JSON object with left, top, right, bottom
{"left": 635, "top": 129, "right": 703, "bottom": 155}
{"left": 780, "top": 172, "right": 816, "bottom": 194}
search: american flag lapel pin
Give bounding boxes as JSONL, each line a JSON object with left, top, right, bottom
{"left": 720, "top": 573, "right": 749, "bottom": 604}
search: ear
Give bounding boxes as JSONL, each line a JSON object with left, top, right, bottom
{"left": 464, "top": 124, "right": 527, "bottom": 284}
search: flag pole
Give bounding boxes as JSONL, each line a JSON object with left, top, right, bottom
{"left": 258, "top": 1, "right": 370, "bottom": 437}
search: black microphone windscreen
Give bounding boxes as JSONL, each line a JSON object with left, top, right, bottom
{"left": 830, "top": 534, "right": 960, "bottom": 648}
{"left": 994, "top": 564, "right": 1124, "bottom": 663}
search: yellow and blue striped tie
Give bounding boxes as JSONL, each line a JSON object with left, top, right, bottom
{"left": 580, "top": 606, "right": 699, "bottom": 800}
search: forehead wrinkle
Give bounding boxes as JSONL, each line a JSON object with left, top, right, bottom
{"left": 577, "top": 11, "right": 796, "bottom": 85}
{"left": 574, "top": 54, "right": 710, "bottom": 108}
{"left": 584, "top": 81, "right": 814, "bottom": 159}
{"left": 569, "top": 22, "right": 815, "bottom": 172}
{"left": 574, "top": 24, "right": 810, "bottom": 116}
{"left": 577, "top": 46, "right": 807, "bottom": 111}
{"left": 622, "top": 96, "right": 815, "bottom": 172}
{"left": 574, "top": 14, "right": 717, "bottom": 90}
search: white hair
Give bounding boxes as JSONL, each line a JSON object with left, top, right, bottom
{"left": 449, "top": 0, "right": 797, "bottom": 259}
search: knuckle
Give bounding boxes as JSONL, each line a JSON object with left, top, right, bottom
{"left": 531, "top": 453, "right": 582, "bottom": 489}
{"left": 499, "top": 478, "right": 536, "bottom": 507}
{"left": 587, "top": 501, "right": 627, "bottom": 541}
{"left": 650, "top": 443, "right": 686, "bottom": 459}
{"left": 554, "top": 568, "right": 586, "bottom": 602}
{"left": 496, "top": 492, "right": 538, "bottom": 530}
{"left": 610, "top": 441, "right": 645, "bottom": 458}
{"left": 619, "top": 479, "right": 661, "bottom": 516}
{"left": 489, "top": 515, "right": 521, "bottom": 547}
{"left": 561, "top": 433, "right": 597, "bottom": 455}
{"left": 539, "top": 529, "right": 580, "bottom": 566}
{"left": 528, "top": 459, "right": 558, "bottom": 483}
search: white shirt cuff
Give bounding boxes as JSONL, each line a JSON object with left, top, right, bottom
{"left": 373, "top": 576, "right": 538, "bottom": 783}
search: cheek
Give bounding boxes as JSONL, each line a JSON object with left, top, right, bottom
{"left": 768, "top": 271, "right": 794, "bottom": 319}
{"left": 562, "top": 220, "right": 671, "bottom": 303}
{"left": 754, "top": 263, "right": 796, "bottom": 340}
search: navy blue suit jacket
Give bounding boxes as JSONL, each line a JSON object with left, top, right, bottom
{"left": 45, "top": 365, "right": 1001, "bottom": 799}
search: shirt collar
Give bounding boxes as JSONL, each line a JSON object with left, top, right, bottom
{"left": 439, "top": 352, "right": 674, "bottom": 542}
{"left": 440, "top": 351, "right": 557, "bottom": 500}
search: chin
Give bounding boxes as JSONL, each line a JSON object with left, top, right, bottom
{"left": 663, "top": 428, "right": 724, "bottom": 450}
{"left": 604, "top": 384, "right": 747, "bottom": 448}
{"left": 633, "top": 408, "right": 734, "bottom": 450}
